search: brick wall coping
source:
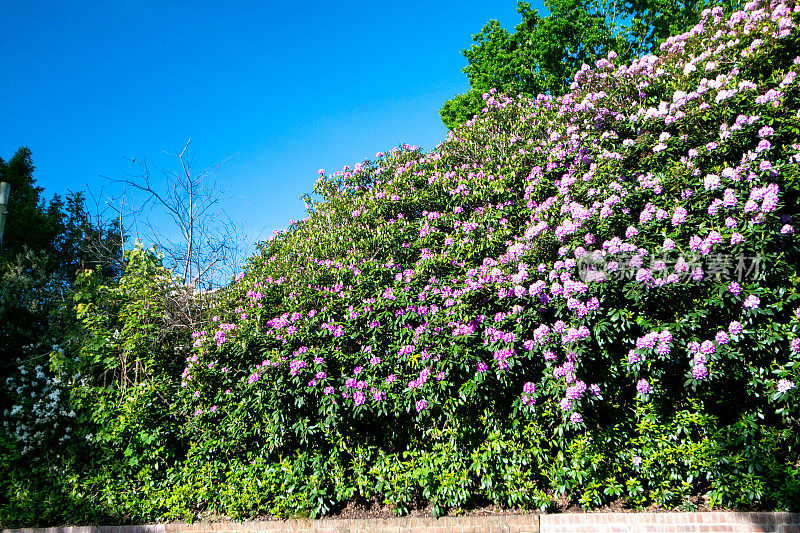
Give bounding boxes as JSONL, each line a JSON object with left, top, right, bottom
{"left": 2, "top": 514, "right": 538, "bottom": 533}
{"left": 4, "top": 512, "right": 799, "bottom": 533}
{"left": 540, "top": 512, "right": 800, "bottom": 533}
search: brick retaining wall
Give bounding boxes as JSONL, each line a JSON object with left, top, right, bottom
{"left": 541, "top": 512, "right": 800, "bottom": 533}
{"left": 4, "top": 512, "right": 799, "bottom": 533}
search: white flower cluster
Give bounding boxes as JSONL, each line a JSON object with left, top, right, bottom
{"left": 3, "top": 358, "right": 77, "bottom": 458}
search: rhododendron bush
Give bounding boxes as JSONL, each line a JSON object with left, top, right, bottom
{"left": 4, "top": 0, "right": 800, "bottom": 524}
{"left": 167, "top": 0, "right": 800, "bottom": 518}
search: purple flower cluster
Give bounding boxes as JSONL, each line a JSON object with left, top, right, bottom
{"left": 179, "top": 0, "right": 800, "bottom": 430}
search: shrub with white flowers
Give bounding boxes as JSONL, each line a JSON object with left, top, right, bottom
{"left": 3, "top": 351, "right": 76, "bottom": 460}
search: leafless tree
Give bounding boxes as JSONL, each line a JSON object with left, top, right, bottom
{"left": 107, "top": 139, "right": 245, "bottom": 290}
{"left": 80, "top": 184, "right": 129, "bottom": 274}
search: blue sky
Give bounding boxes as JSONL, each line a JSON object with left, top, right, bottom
{"left": 1, "top": 0, "right": 542, "bottom": 264}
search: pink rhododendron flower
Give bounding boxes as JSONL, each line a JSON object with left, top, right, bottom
{"left": 692, "top": 364, "right": 708, "bottom": 380}
{"left": 672, "top": 206, "right": 688, "bottom": 226}
{"left": 790, "top": 338, "right": 800, "bottom": 353}
{"left": 700, "top": 341, "right": 716, "bottom": 355}
{"left": 743, "top": 295, "right": 761, "bottom": 309}
{"left": 704, "top": 174, "right": 721, "bottom": 190}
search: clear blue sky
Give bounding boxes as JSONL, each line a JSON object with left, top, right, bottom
{"left": 1, "top": 0, "right": 542, "bottom": 262}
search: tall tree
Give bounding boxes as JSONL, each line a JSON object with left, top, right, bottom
{"left": 0, "top": 148, "right": 123, "bottom": 396}
{"left": 440, "top": 0, "right": 741, "bottom": 129}
{"left": 0, "top": 147, "right": 61, "bottom": 257}
{"left": 110, "top": 139, "right": 243, "bottom": 290}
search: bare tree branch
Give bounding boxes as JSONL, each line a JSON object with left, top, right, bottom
{"left": 104, "top": 140, "right": 244, "bottom": 290}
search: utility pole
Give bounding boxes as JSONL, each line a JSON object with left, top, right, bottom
{"left": 0, "top": 182, "right": 10, "bottom": 249}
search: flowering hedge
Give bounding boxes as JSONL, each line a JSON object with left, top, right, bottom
{"left": 4, "top": 0, "right": 800, "bottom": 524}
{"left": 164, "top": 0, "right": 800, "bottom": 518}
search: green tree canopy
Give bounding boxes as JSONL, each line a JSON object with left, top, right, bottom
{"left": 440, "top": 0, "right": 741, "bottom": 129}
{"left": 0, "top": 148, "right": 123, "bottom": 399}
{"left": 0, "top": 147, "right": 61, "bottom": 257}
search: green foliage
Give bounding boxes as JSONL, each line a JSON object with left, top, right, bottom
{"left": 1, "top": 244, "right": 196, "bottom": 527}
{"left": 69, "top": 244, "right": 193, "bottom": 487}
{"left": 0, "top": 148, "right": 122, "bottom": 421}
{"left": 0, "top": 148, "right": 62, "bottom": 257}
{"left": 440, "top": 0, "right": 742, "bottom": 129}
{"left": 4, "top": 1, "right": 800, "bottom": 525}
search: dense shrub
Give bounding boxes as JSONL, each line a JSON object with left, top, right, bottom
{"left": 180, "top": 0, "right": 800, "bottom": 518}
{"left": 2, "top": 244, "right": 198, "bottom": 525}
{"left": 3, "top": 0, "right": 800, "bottom": 525}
